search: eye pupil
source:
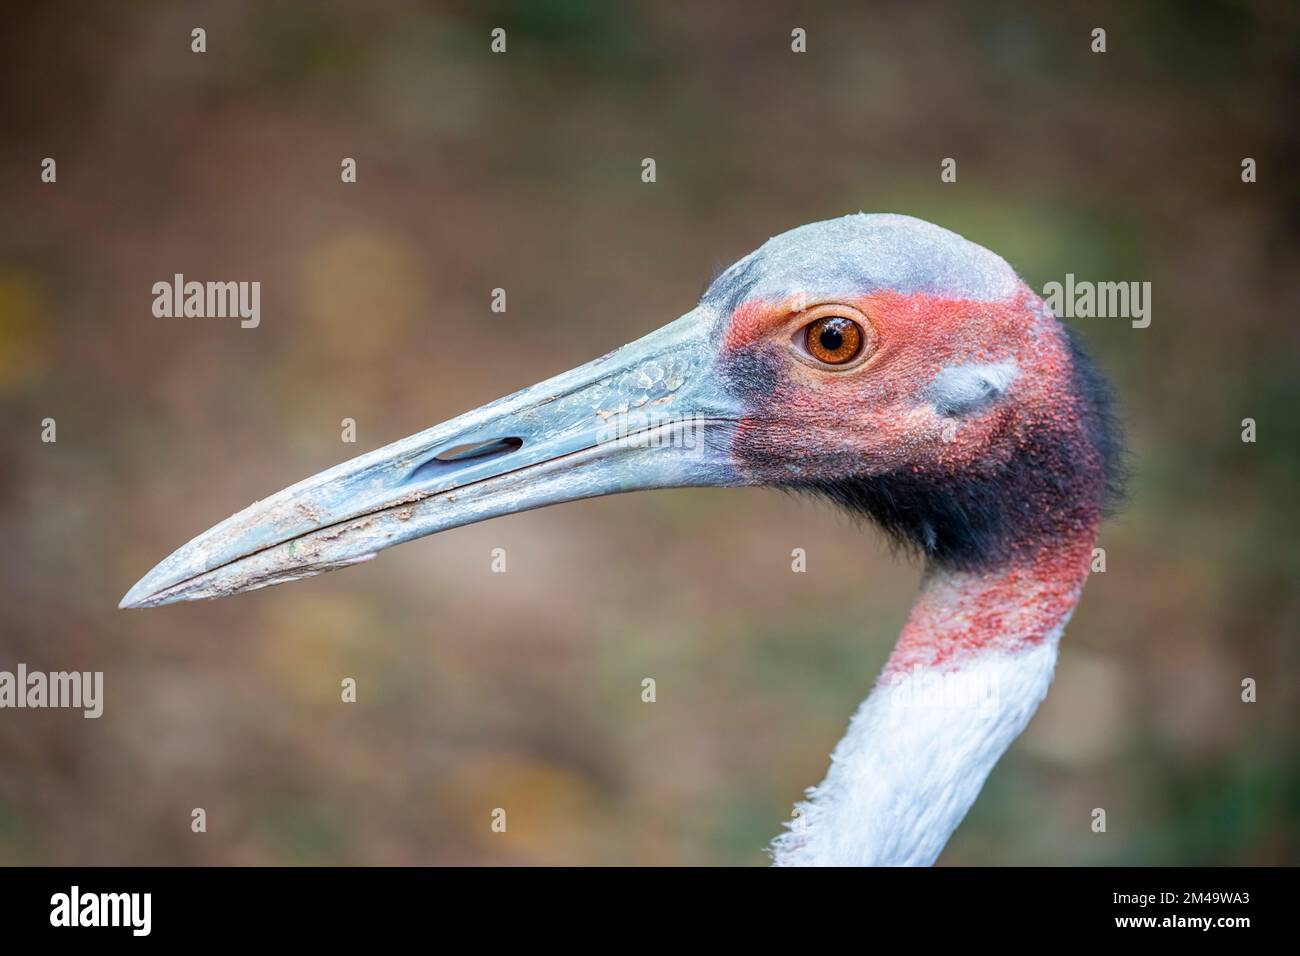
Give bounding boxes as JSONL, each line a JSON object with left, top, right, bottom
{"left": 819, "top": 328, "right": 843, "bottom": 351}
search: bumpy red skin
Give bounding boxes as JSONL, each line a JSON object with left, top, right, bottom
{"left": 718, "top": 286, "right": 1105, "bottom": 674}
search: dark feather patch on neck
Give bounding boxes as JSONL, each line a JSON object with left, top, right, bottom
{"left": 787, "top": 329, "right": 1125, "bottom": 570}
{"left": 1065, "top": 327, "right": 1128, "bottom": 514}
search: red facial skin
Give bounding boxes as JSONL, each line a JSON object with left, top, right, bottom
{"left": 719, "top": 286, "right": 1105, "bottom": 674}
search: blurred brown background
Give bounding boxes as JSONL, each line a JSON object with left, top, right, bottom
{"left": 1, "top": 1, "right": 1297, "bottom": 865}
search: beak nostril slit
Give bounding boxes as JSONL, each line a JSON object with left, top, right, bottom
{"left": 406, "top": 437, "right": 524, "bottom": 484}
{"left": 435, "top": 437, "right": 524, "bottom": 463}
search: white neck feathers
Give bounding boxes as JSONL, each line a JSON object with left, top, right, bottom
{"left": 771, "top": 561, "right": 1085, "bottom": 866}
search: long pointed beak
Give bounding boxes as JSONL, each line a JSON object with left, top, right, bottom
{"left": 120, "top": 309, "right": 742, "bottom": 609}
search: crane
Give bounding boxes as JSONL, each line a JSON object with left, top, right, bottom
{"left": 121, "top": 213, "right": 1123, "bottom": 865}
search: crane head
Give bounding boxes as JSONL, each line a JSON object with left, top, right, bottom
{"left": 121, "top": 213, "right": 1120, "bottom": 609}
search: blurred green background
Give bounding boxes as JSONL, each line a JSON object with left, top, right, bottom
{"left": 1, "top": 1, "right": 1296, "bottom": 865}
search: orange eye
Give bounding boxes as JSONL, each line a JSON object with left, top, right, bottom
{"left": 804, "top": 316, "right": 864, "bottom": 365}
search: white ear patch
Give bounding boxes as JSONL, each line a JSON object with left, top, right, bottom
{"left": 928, "top": 361, "right": 1018, "bottom": 416}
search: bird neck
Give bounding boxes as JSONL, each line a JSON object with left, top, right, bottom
{"left": 771, "top": 536, "right": 1094, "bottom": 866}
